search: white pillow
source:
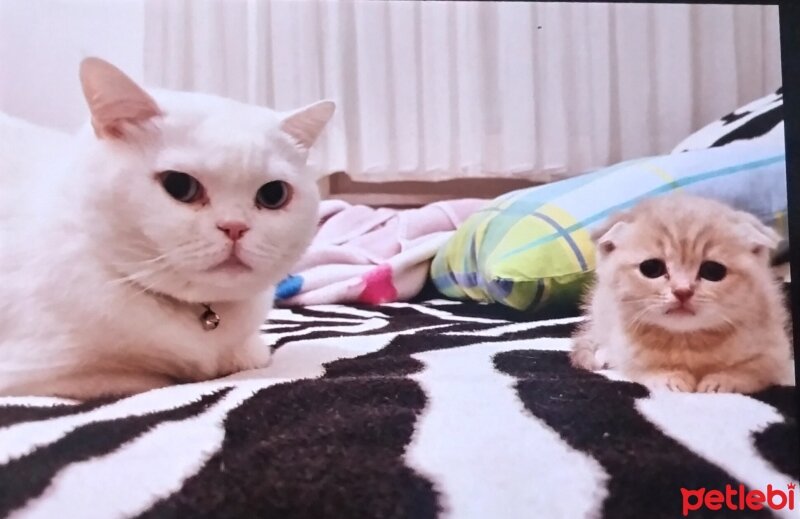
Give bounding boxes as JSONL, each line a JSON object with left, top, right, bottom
{"left": 673, "top": 88, "right": 784, "bottom": 153}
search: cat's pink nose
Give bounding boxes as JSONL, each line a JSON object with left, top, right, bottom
{"left": 672, "top": 287, "right": 694, "bottom": 303}
{"left": 217, "top": 221, "right": 250, "bottom": 241}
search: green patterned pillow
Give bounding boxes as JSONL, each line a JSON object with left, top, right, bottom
{"left": 430, "top": 143, "right": 787, "bottom": 313}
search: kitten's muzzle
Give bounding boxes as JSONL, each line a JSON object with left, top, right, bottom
{"left": 666, "top": 305, "right": 696, "bottom": 316}
{"left": 665, "top": 286, "right": 697, "bottom": 316}
{"left": 672, "top": 287, "right": 694, "bottom": 303}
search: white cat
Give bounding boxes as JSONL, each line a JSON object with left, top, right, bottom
{"left": 0, "top": 58, "right": 334, "bottom": 399}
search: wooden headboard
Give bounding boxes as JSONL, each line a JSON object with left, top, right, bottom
{"left": 321, "top": 172, "right": 541, "bottom": 208}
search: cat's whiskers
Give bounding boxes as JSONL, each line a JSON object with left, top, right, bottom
{"left": 621, "top": 296, "right": 659, "bottom": 304}
{"left": 119, "top": 269, "right": 173, "bottom": 302}
{"left": 106, "top": 264, "right": 170, "bottom": 291}
{"left": 109, "top": 235, "right": 170, "bottom": 262}
{"left": 112, "top": 249, "right": 173, "bottom": 269}
{"left": 246, "top": 244, "right": 297, "bottom": 265}
{"left": 181, "top": 246, "right": 231, "bottom": 270}
{"left": 105, "top": 241, "right": 210, "bottom": 304}
{"left": 111, "top": 238, "right": 209, "bottom": 272}
{"left": 711, "top": 312, "right": 738, "bottom": 332}
{"left": 628, "top": 307, "right": 653, "bottom": 334}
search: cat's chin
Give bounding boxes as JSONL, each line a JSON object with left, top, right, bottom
{"left": 647, "top": 312, "right": 724, "bottom": 334}
{"left": 153, "top": 272, "right": 276, "bottom": 304}
{"left": 206, "top": 257, "right": 254, "bottom": 275}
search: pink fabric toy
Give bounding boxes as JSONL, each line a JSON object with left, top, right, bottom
{"left": 275, "top": 198, "right": 486, "bottom": 305}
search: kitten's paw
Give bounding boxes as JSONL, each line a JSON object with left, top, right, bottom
{"left": 640, "top": 371, "right": 697, "bottom": 393}
{"left": 569, "top": 336, "right": 608, "bottom": 371}
{"left": 697, "top": 373, "right": 765, "bottom": 394}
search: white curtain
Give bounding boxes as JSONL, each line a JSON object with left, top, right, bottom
{"left": 144, "top": 1, "right": 781, "bottom": 183}
{"left": 0, "top": 1, "right": 780, "bottom": 182}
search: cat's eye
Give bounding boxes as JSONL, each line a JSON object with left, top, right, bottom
{"left": 698, "top": 261, "right": 727, "bottom": 282}
{"left": 160, "top": 171, "right": 204, "bottom": 204}
{"left": 256, "top": 181, "right": 291, "bottom": 210}
{"left": 639, "top": 259, "right": 667, "bottom": 278}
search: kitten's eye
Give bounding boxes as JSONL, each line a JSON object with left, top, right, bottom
{"left": 160, "top": 171, "right": 204, "bottom": 204}
{"left": 256, "top": 181, "right": 291, "bottom": 210}
{"left": 698, "top": 261, "right": 727, "bottom": 282}
{"left": 639, "top": 259, "right": 667, "bottom": 278}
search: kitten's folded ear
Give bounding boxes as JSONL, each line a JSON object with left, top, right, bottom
{"left": 733, "top": 210, "right": 782, "bottom": 256}
{"left": 592, "top": 211, "right": 632, "bottom": 254}
{"left": 80, "top": 57, "right": 162, "bottom": 140}
{"left": 280, "top": 100, "right": 336, "bottom": 154}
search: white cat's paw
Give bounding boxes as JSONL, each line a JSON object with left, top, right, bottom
{"left": 640, "top": 371, "right": 697, "bottom": 393}
{"left": 697, "top": 373, "right": 764, "bottom": 394}
{"left": 224, "top": 335, "right": 272, "bottom": 374}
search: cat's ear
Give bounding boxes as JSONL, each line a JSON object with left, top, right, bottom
{"left": 733, "top": 211, "right": 782, "bottom": 256}
{"left": 595, "top": 221, "right": 631, "bottom": 255}
{"left": 592, "top": 212, "right": 632, "bottom": 254}
{"left": 80, "top": 57, "right": 162, "bottom": 140}
{"left": 280, "top": 100, "right": 336, "bottom": 153}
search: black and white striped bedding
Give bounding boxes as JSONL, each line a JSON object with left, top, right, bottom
{"left": 0, "top": 300, "right": 796, "bottom": 519}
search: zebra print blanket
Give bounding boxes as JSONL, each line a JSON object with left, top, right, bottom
{"left": 0, "top": 300, "right": 796, "bottom": 519}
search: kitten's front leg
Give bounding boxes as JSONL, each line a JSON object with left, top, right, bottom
{"left": 569, "top": 332, "right": 608, "bottom": 371}
{"left": 637, "top": 370, "right": 697, "bottom": 393}
{"left": 697, "top": 371, "right": 770, "bottom": 394}
{"left": 698, "top": 352, "right": 790, "bottom": 394}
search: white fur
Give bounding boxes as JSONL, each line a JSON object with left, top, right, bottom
{"left": 0, "top": 59, "right": 333, "bottom": 399}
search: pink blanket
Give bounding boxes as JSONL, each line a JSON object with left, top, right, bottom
{"left": 275, "top": 198, "right": 486, "bottom": 305}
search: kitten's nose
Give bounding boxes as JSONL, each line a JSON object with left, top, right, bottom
{"left": 217, "top": 221, "right": 250, "bottom": 241}
{"left": 672, "top": 287, "right": 695, "bottom": 303}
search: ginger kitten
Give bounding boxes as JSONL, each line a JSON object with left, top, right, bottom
{"left": 570, "top": 193, "right": 793, "bottom": 394}
{"left": 0, "top": 58, "right": 334, "bottom": 399}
